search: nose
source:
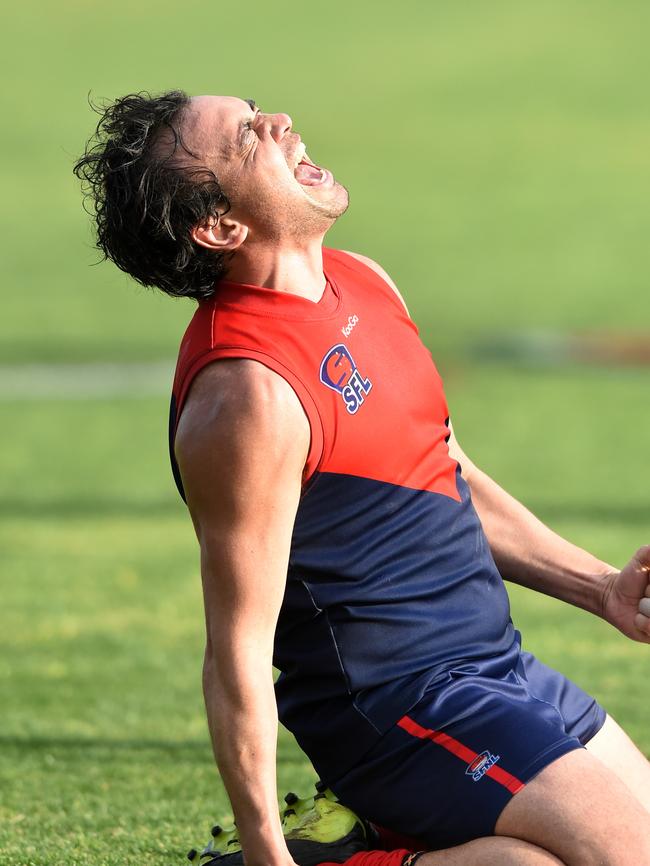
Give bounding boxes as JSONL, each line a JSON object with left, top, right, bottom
{"left": 268, "top": 112, "right": 292, "bottom": 142}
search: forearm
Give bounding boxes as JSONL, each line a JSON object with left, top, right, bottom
{"left": 467, "top": 465, "right": 617, "bottom": 616}
{"left": 203, "top": 650, "right": 291, "bottom": 866}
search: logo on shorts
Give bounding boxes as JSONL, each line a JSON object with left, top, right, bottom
{"left": 465, "top": 750, "right": 501, "bottom": 782}
{"left": 319, "top": 343, "right": 372, "bottom": 415}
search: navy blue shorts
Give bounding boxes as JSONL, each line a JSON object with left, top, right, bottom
{"left": 328, "top": 650, "right": 606, "bottom": 850}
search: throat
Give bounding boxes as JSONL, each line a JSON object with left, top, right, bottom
{"left": 223, "top": 246, "right": 328, "bottom": 302}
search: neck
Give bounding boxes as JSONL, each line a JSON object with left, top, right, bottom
{"left": 225, "top": 237, "right": 327, "bottom": 302}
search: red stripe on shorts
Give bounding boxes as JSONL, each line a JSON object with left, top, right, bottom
{"left": 318, "top": 850, "right": 418, "bottom": 866}
{"left": 397, "top": 714, "right": 524, "bottom": 795}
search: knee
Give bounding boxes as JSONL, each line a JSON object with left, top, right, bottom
{"left": 416, "top": 836, "right": 567, "bottom": 865}
{"left": 494, "top": 749, "right": 650, "bottom": 866}
{"left": 489, "top": 838, "right": 568, "bottom": 866}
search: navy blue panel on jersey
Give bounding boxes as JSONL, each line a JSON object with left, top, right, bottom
{"left": 274, "top": 469, "right": 518, "bottom": 779}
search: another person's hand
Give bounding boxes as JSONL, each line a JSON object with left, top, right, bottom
{"left": 601, "top": 545, "right": 650, "bottom": 643}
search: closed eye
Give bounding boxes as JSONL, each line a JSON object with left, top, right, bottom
{"left": 239, "top": 111, "right": 260, "bottom": 151}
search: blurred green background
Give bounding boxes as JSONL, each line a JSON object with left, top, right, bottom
{"left": 1, "top": 1, "right": 648, "bottom": 864}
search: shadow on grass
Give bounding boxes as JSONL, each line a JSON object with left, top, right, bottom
{"left": 0, "top": 734, "right": 210, "bottom": 755}
{"left": 0, "top": 734, "right": 211, "bottom": 760}
{"left": 0, "top": 498, "right": 185, "bottom": 520}
{"left": 0, "top": 734, "right": 308, "bottom": 766}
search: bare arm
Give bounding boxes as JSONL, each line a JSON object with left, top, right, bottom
{"left": 448, "top": 427, "right": 614, "bottom": 611}
{"left": 175, "top": 359, "right": 310, "bottom": 866}
{"left": 448, "top": 425, "right": 650, "bottom": 643}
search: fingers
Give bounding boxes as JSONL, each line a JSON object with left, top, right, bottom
{"left": 633, "top": 613, "right": 650, "bottom": 638}
{"left": 639, "top": 593, "right": 650, "bottom": 617}
{"left": 634, "top": 586, "right": 650, "bottom": 637}
{"left": 634, "top": 545, "right": 650, "bottom": 570}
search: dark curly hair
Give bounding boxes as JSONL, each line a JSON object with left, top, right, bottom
{"left": 73, "top": 90, "right": 231, "bottom": 301}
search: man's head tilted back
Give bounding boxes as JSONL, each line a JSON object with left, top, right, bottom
{"left": 74, "top": 91, "right": 349, "bottom": 300}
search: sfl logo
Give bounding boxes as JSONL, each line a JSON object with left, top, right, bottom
{"left": 465, "top": 751, "right": 501, "bottom": 782}
{"left": 319, "top": 344, "right": 372, "bottom": 415}
{"left": 341, "top": 314, "right": 359, "bottom": 338}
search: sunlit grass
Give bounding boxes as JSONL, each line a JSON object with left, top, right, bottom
{"left": 2, "top": 369, "right": 648, "bottom": 863}
{"left": 2, "top": 0, "right": 649, "bottom": 862}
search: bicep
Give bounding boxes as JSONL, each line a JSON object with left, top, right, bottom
{"left": 175, "top": 360, "right": 310, "bottom": 656}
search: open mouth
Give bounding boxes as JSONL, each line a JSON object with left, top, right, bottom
{"left": 294, "top": 158, "right": 329, "bottom": 186}
{"left": 292, "top": 144, "right": 332, "bottom": 187}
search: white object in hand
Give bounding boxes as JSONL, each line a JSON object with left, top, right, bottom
{"left": 638, "top": 597, "right": 650, "bottom": 617}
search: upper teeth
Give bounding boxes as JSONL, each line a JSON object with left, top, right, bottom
{"left": 295, "top": 143, "right": 306, "bottom": 168}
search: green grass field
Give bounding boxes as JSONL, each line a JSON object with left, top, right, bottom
{"left": 1, "top": 1, "right": 649, "bottom": 864}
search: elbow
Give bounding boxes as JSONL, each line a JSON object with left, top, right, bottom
{"left": 202, "top": 647, "right": 215, "bottom": 695}
{"left": 201, "top": 637, "right": 275, "bottom": 701}
{"left": 202, "top": 637, "right": 225, "bottom": 699}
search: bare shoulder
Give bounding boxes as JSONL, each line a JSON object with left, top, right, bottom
{"left": 341, "top": 250, "right": 410, "bottom": 314}
{"left": 174, "top": 359, "right": 310, "bottom": 505}
{"left": 177, "top": 358, "right": 307, "bottom": 432}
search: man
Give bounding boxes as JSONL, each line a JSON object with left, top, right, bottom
{"left": 75, "top": 91, "right": 650, "bottom": 866}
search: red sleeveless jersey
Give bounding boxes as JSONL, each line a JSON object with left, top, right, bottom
{"left": 171, "top": 248, "right": 458, "bottom": 497}
{"left": 169, "top": 248, "right": 515, "bottom": 780}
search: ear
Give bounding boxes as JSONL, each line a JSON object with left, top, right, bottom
{"left": 191, "top": 214, "right": 248, "bottom": 252}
